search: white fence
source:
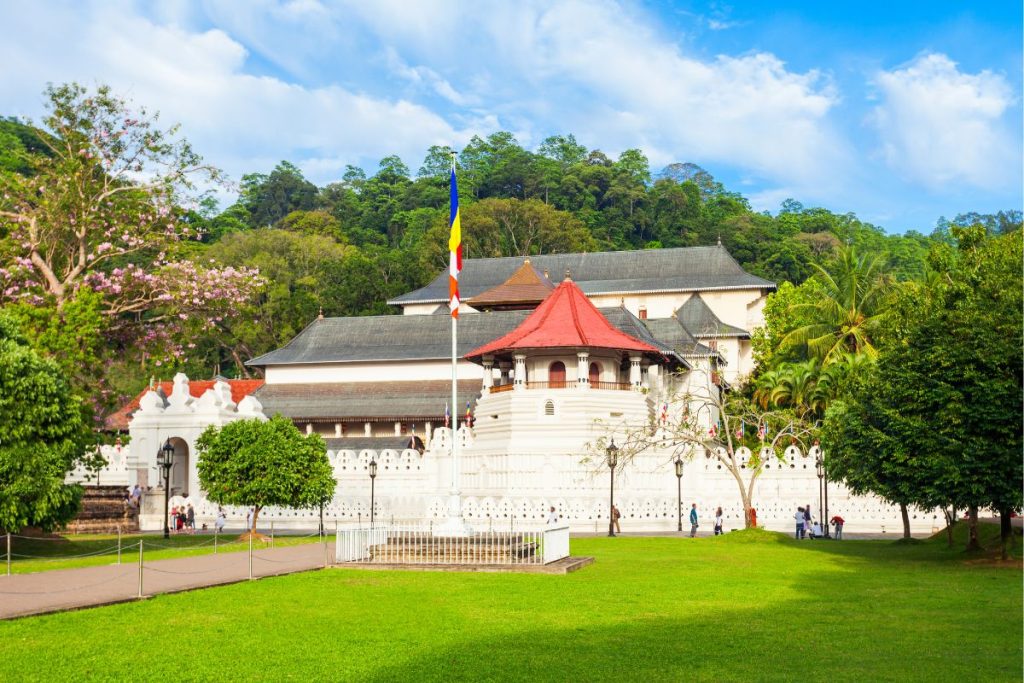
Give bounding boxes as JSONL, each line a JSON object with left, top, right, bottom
{"left": 335, "top": 524, "right": 570, "bottom": 566}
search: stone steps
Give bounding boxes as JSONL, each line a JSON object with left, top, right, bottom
{"left": 65, "top": 486, "right": 139, "bottom": 535}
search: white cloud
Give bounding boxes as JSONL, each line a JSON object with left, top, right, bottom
{"left": 0, "top": 2, "right": 471, "bottom": 187}
{"left": 339, "top": 0, "right": 847, "bottom": 190}
{"left": 871, "top": 53, "right": 1018, "bottom": 190}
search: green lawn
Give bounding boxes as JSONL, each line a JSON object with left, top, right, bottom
{"left": 0, "top": 527, "right": 1020, "bottom": 682}
{"left": 3, "top": 531, "right": 326, "bottom": 574}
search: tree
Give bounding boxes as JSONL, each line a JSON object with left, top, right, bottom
{"left": 196, "top": 415, "right": 335, "bottom": 536}
{"left": 780, "top": 247, "right": 893, "bottom": 363}
{"left": 0, "top": 83, "right": 263, "bottom": 406}
{"left": 241, "top": 161, "right": 319, "bottom": 227}
{"left": 0, "top": 313, "right": 91, "bottom": 532}
{"left": 823, "top": 228, "right": 1023, "bottom": 554}
{"left": 597, "top": 375, "right": 815, "bottom": 529}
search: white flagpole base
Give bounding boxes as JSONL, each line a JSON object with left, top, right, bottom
{"left": 434, "top": 494, "right": 473, "bottom": 537}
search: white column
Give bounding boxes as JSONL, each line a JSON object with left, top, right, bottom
{"left": 576, "top": 351, "right": 590, "bottom": 390}
{"left": 482, "top": 356, "right": 494, "bottom": 393}
{"left": 364, "top": 422, "right": 371, "bottom": 437}
{"left": 425, "top": 421, "right": 432, "bottom": 441}
{"left": 629, "top": 354, "right": 642, "bottom": 390}
{"left": 334, "top": 423, "right": 342, "bottom": 437}
{"left": 499, "top": 362, "right": 511, "bottom": 387}
{"left": 306, "top": 423, "right": 314, "bottom": 435}
{"left": 394, "top": 421, "right": 401, "bottom": 436}
{"left": 513, "top": 354, "right": 527, "bottom": 391}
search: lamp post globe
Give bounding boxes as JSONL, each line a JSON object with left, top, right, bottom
{"left": 368, "top": 459, "right": 378, "bottom": 527}
{"left": 158, "top": 439, "right": 174, "bottom": 539}
{"left": 674, "top": 457, "right": 684, "bottom": 532}
{"left": 607, "top": 438, "right": 619, "bottom": 538}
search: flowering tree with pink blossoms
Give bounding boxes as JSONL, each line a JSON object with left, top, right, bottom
{"left": 0, "top": 83, "right": 263, "bottom": 409}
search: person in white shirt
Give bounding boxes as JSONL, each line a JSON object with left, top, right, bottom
{"left": 546, "top": 506, "right": 559, "bottom": 525}
{"left": 714, "top": 507, "right": 724, "bottom": 535}
{"left": 810, "top": 521, "right": 823, "bottom": 538}
{"left": 215, "top": 507, "right": 226, "bottom": 533}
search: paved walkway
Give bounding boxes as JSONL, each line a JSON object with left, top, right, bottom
{"left": 0, "top": 541, "right": 331, "bottom": 620}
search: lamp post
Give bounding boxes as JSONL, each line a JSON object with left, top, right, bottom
{"left": 815, "top": 440, "right": 830, "bottom": 538}
{"left": 607, "top": 438, "right": 619, "bottom": 538}
{"left": 156, "top": 439, "right": 174, "bottom": 539}
{"left": 674, "top": 457, "right": 684, "bottom": 532}
{"left": 368, "top": 458, "right": 378, "bottom": 528}
{"left": 815, "top": 452, "right": 824, "bottom": 535}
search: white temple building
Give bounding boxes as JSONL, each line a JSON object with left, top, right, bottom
{"left": 111, "top": 244, "right": 943, "bottom": 535}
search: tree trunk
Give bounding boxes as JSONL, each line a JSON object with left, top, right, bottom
{"left": 899, "top": 502, "right": 911, "bottom": 539}
{"left": 943, "top": 507, "right": 956, "bottom": 548}
{"left": 966, "top": 506, "right": 981, "bottom": 552}
{"left": 999, "top": 507, "right": 1012, "bottom": 561}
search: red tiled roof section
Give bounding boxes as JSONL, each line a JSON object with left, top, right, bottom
{"left": 104, "top": 379, "right": 265, "bottom": 431}
{"left": 465, "top": 259, "right": 555, "bottom": 308}
{"left": 466, "top": 278, "right": 659, "bottom": 359}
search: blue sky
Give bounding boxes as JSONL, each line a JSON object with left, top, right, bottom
{"left": 0, "top": 1, "right": 1020, "bottom": 233}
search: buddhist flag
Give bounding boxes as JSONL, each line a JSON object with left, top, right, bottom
{"left": 444, "top": 402, "right": 450, "bottom": 427}
{"left": 449, "top": 166, "right": 462, "bottom": 317}
{"left": 465, "top": 401, "right": 472, "bottom": 426}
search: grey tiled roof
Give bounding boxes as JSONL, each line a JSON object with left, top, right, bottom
{"left": 324, "top": 436, "right": 425, "bottom": 452}
{"left": 255, "top": 380, "right": 480, "bottom": 421}
{"left": 676, "top": 294, "right": 750, "bottom": 338}
{"left": 389, "top": 245, "right": 774, "bottom": 305}
{"left": 249, "top": 307, "right": 703, "bottom": 367}
{"left": 599, "top": 307, "right": 691, "bottom": 368}
{"left": 247, "top": 311, "right": 531, "bottom": 366}
{"left": 643, "top": 318, "right": 719, "bottom": 359}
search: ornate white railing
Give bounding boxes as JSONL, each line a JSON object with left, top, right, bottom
{"left": 335, "top": 523, "right": 570, "bottom": 566}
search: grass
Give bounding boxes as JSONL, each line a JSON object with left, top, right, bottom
{"left": 0, "top": 527, "right": 1020, "bottom": 682}
{"left": 2, "top": 531, "right": 327, "bottom": 574}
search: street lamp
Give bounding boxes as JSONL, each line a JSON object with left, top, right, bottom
{"left": 607, "top": 438, "right": 619, "bottom": 538}
{"left": 368, "top": 458, "right": 378, "bottom": 528}
{"left": 815, "top": 440, "right": 830, "bottom": 538}
{"left": 156, "top": 439, "right": 174, "bottom": 539}
{"left": 674, "top": 457, "right": 684, "bottom": 532}
{"left": 815, "top": 449, "right": 825, "bottom": 537}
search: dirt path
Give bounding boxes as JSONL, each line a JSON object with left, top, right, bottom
{"left": 0, "top": 541, "right": 332, "bottom": 620}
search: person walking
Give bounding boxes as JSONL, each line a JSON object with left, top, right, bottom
{"left": 830, "top": 514, "right": 845, "bottom": 540}
{"left": 611, "top": 504, "right": 621, "bottom": 534}
{"left": 714, "top": 507, "right": 724, "bottom": 536}
{"left": 689, "top": 504, "right": 699, "bottom": 537}
{"left": 794, "top": 506, "right": 806, "bottom": 539}
{"left": 215, "top": 506, "right": 227, "bottom": 534}
{"left": 186, "top": 504, "right": 196, "bottom": 534}
{"left": 804, "top": 504, "right": 812, "bottom": 532}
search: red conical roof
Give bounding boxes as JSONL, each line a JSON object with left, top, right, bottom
{"left": 466, "top": 278, "right": 659, "bottom": 359}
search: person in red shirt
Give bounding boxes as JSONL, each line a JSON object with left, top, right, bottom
{"left": 830, "top": 515, "right": 845, "bottom": 540}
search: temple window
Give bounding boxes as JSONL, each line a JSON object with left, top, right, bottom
{"left": 549, "top": 361, "right": 566, "bottom": 388}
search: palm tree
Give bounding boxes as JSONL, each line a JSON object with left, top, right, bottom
{"left": 781, "top": 247, "right": 893, "bottom": 364}
{"left": 769, "top": 360, "right": 821, "bottom": 417}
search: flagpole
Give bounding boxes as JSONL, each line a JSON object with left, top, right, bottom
{"left": 446, "top": 150, "right": 464, "bottom": 532}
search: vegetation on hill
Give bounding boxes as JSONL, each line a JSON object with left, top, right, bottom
{"left": 0, "top": 82, "right": 1019, "bottom": 420}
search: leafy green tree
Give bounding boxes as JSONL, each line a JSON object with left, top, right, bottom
{"left": 196, "top": 415, "right": 335, "bottom": 535}
{"left": 241, "top": 161, "right": 320, "bottom": 227}
{"left": 0, "top": 313, "right": 91, "bottom": 532}
{"left": 824, "top": 228, "right": 1023, "bottom": 554}
{"left": 780, "top": 247, "right": 893, "bottom": 363}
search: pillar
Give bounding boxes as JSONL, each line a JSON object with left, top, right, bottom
{"left": 513, "top": 354, "right": 527, "bottom": 390}
{"left": 306, "top": 423, "right": 314, "bottom": 435}
{"left": 364, "top": 422, "right": 371, "bottom": 437}
{"left": 482, "top": 356, "right": 494, "bottom": 393}
{"left": 334, "top": 423, "right": 342, "bottom": 437}
{"left": 499, "top": 361, "right": 511, "bottom": 386}
{"left": 629, "top": 354, "right": 642, "bottom": 390}
{"left": 576, "top": 351, "right": 590, "bottom": 390}
{"left": 394, "top": 421, "right": 401, "bottom": 436}
{"left": 425, "top": 421, "right": 432, "bottom": 441}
